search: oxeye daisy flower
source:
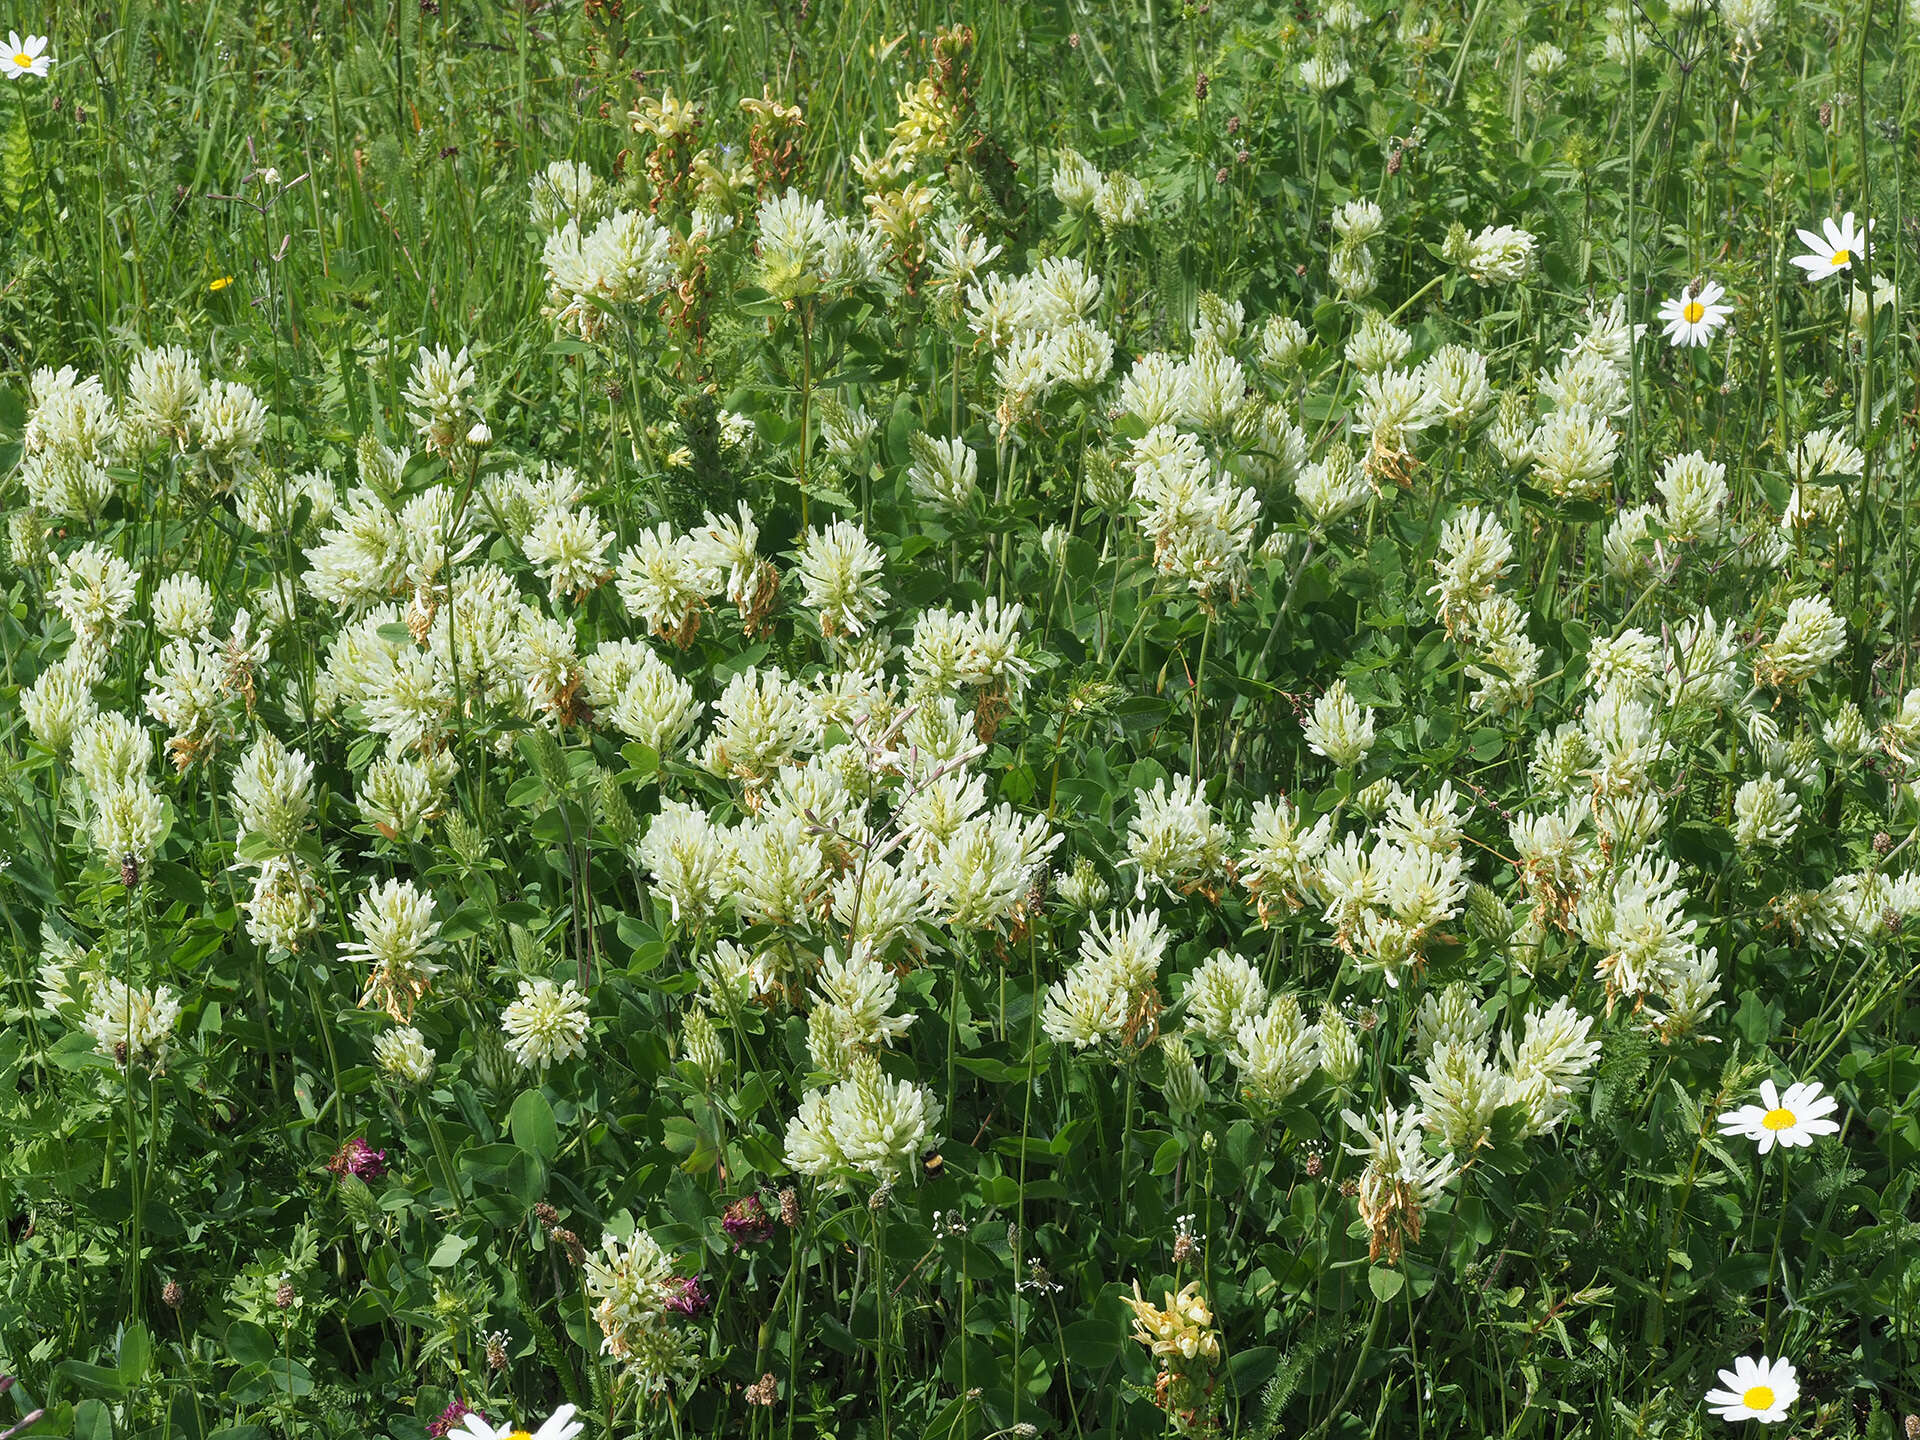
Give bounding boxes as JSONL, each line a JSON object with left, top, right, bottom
{"left": 3, "top": 32, "right": 53, "bottom": 79}
{"left": 1658, "top": 280, "right": 1732, "bottom": 347}
{"left": 1704, "top": 1355, "right": 1798, "bottom": 1423}
{"left": 449, "top": 1405, "right": 585, "bottom": 1440}
{"left": 1790, "top": 212, "right": 1870, "bottom": 281}
{"left": 1716, "top": 1078, "right": 1841, "bottom": 1153}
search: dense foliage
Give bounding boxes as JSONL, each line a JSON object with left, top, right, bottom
{"left": 2, "top": 2, "right": 1919, "bottom": 1439}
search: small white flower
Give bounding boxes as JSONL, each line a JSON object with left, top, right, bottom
{"left": 1716, "top": 1078, "right": 1841, "bottom": 1153}
{"left": 1790, "top": 212, "right": 1870, "bottom": 282}
{"left": 1657, "top": 280, "right": 1732, "bottom": 347}
{"left": 3, "top": 32, "right": 53, "bottom": 79}
{"left": 1704, "top": 1355, "right": 1799, "bottom": 1424}
{"left": 451, "top": 1405, "right": 586, "bottom": 1440}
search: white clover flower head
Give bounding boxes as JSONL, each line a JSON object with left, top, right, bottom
{"left": 681, "top": 1008, "right": 729, "bottom": 1082}
{"left": 1120, "top": 352, "right": 1185, "bottom": 428}
{"left": 242, "top": 859, "right": 325, "bottom": 953}
{"left": 230, "top": 731, "right": 314, "bottom": 858}
{"left": 1159, "top": 1035, "right": 1210, "bottom": 1114}
{"left": 1758, "top": 595, "right": 1845, "bottom": 688}
{"left": 1331, "top": 199, "right": 1385, "bottom": 246}
{"left": 1449, "top": 224, "right": 1536, "bottom": 286}
{"left": 1414, "top": 982, "right": 1493, "bottom": 1062}
{"left": 928, "top": 216, "right": 1003, "bottom": 299}
{"left": 638, "top": 799, "right": 736, "bottom": 925}
{"left": 1093, "top": 172, "right": 1148, "bottom": 230}
{"left": 1340, "top": 1102, "right": 1458, "bottom": 1262}
{"left": 52, "top": 542, "right": 140, "bottom": 646}
{"left": 1345, "top": 310, "right": 1412, "bottom": 374}
{"left": 1228, "top": 994, "right": 1319, "bottom": 1109}
{"left": 1298, "top": 52, "right": 1351, "bottom": 94}
{"left": 189, "top": 379, "right": 270, "bottom": 473}
{"left": 1655, "top": 450, "right": 1728, "bottom": 542}
{"left": 25, "top": 365, "right": 117, "bottom": 462}
{"left": 342, "top": 878, "right": 444, "bottom": 1017}
{"left": 524, "top": 505, "right": 615, "bottom": 603}
{"left": 1259, "top": 315, "right": 1312, "bottom": 374}
{"left": 809, "top": 943, "right": 915, "bottom": 1058}
{"left": 71, "top": 710, "right": 155, "bottom": 793}
{"left": 1241, "top": 797, "right": 1332, "bottom": 919}
{"left": 1192, "top": 292, "right": 1246, "bottom": 350}
{"left": 1823, "top": 701, "right": 1873, "bottom": 761}
{"left": 784, "top": 1055, "right": 943, "bottom": 1184}
{"left": 1327, "top": 241, "right": 1377, "bottom": 299}
{"left": 373, "top": 1025, "right": 437, "bottom": 1085}
{"left": 1487, "top": 390, "right": 1537, "bottom": 469}
{"left": 1602, "top": 504, "right": 1658, "bottom": 583}
{"left": 1498, "top": 998, "right": 1601, "bottom": 1135}
{"left": 22, "top": 657, "right": 98, "bottom": 753}
{"left": 1790, "top": 427, "right": 1865, "bottom": 486}
{"left": 84, "top": 978, "right": 180, "bottom": 1069}
{"left": 1585, "top": 628, "right": 1664, "bottom": 702}
{"left": 1412, "top": 1039, "right": 1511, "bottom": 1153}
{"left": 1183, "top": 950, "right": 1269, "bottom": 1045}
{"left": 124, "top": 345, "right": 205, "bottom": 450}
{"left": 796, "top": 520, "right": 889, "bottom": 640}
{"left": 90, "top": 778, "right": 167, "bottom": 870}
{"left": 1123, "top": 774, "right": 1230, "bottom": 899}
{"left": 402, "top": 345, "right": 479, "bottom": 457}
{"left": 1178, "top": 343, "right": 1249, "bottom": 430}
{"left": 1317, "top": 1005, "right": 1362, "bottom": 1087}
{"left": 529, "top": 159, "right": 605, "bottom": 232}
{"left": 906, "top": 432, "right": 979, "bottom": 511}
{"left": 1525, "top": 41, "right": 1568, "bottom": 75}
{"left": 1303, "top": 679, "right": 1376, "bottom": 769}
{"left": 1056, "top": 857, "right": 1112, "bottom": 912}
{"left": 1529, "top": 404, "right": 1618, "bottom": 498}
{"left": 503, "top": 977, "right": 592, "bottom": 1071}
{"left": 1429, "top": 506, "right": 1514, "bottom": 632}
{"left": 1423, "top": 344, "right": 1493, "bottom": 426}
{"left": 1732, "top": 775, "right": 1802, "bottom": 851}
{"left": 616, "top": 523, "right": 721, "bottom": 646}
{"left": 1041, "top": 959, "right": 1131, "bottom": 1051}
{"left": 1294, "top": 442, "right": 1370, "bottom": 529}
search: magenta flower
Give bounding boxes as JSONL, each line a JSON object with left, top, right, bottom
{"left": 664, "top": 1275, "right": 708, "bottom": 1318}
{"left": 428, "top": 1400, "right": 479, "bottom": 1439}
{"left": 327, "top": 1138, "right": 388, "bottom": 1182}
{"left": 721, "top": 1194, "right": 775, "bottom": 1247}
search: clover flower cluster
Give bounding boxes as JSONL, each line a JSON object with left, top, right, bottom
{"left": 582, "top": 1230, "right": 704, "bottom": 1397}
{"left": 7, "top": 49, "right": 1919, "bottom": 1437}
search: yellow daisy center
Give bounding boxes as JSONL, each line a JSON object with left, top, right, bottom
{"left": 12, "top": 53, "right": 29, "bottom": 67}
{"left": 1831, "top": 249, "right": 1850, "bottom": 265}
{"left": 1742, "top": 1385, "right": 1776, "bottom": 1410}
{"left": 1682, "top": 301, "right": 1704, "bottom": 323}
{"left": 1761, "top": 1107, "right": 1797, "bottom": 1131}
{"left": 506, "top": 1431, "right": 533, "bottom": 1440}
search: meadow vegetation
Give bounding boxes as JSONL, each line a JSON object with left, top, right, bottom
{"left": 1, "top": 1, "right": 1918, "bottom": 1437}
